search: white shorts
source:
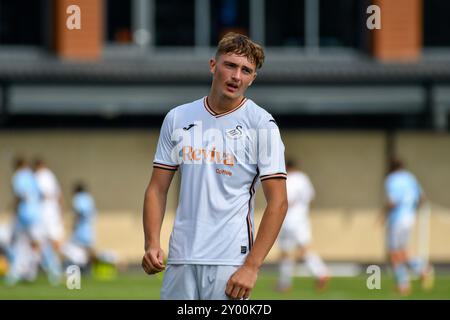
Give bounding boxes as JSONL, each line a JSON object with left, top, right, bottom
{"left": 44, "top": 222, "right": 64, "bottom": 242}
{"left": 0, "top": 223, "right": 12, "bottom": 250}
{"left": 42, "top": 210, "right": 64, "bottom": 241}
{"left": 387, "top": 218, "right": 414, "bottom": 251}
{"left": 62, "top": 241, "right": 90, "bottom": 266}
{"left": 160, "top": 264, "right": 240, "bottom": 300}
{"left": 278, "top": 224, "right": 311, "bottom": 251}
{"left": 13, "top": 221, "right": 45, "bottom": 244}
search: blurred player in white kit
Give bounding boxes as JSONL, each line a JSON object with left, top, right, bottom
{"left": 33, "top": 158, "right": 64, "bottom": 284}
{"left": 277, "top": 158, "right": 329, "bottom": 292}
{"left": 33, "top": 158, "right": 65, "bottom": 252}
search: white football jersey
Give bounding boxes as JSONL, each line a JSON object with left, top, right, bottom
{"left": 35, "top": 168, "right": 61, "bottom": 214}
{"left": 283, "top": 171, "right": 315, "bottom": 228}
{"left": 35, "top": 168, "right": 64, "bottom": 240}
{"left": 154, "top": 96, "right": 286, "bottom": 265}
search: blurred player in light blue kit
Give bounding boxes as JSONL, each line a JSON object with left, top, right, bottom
{"left": 5, "top": 157, "right": 43, "bottom": 285}
{"left": 62, "top": 182, "right": 97, "bottom": 269}
{"left": 383, "top": 158, "right": 434, "bottom": 295}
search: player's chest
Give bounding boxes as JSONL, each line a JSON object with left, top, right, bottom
{"left": 174, "top": 119, "right": 256, "bottom": 167}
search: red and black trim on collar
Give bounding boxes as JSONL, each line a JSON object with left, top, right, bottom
{"left": 153, "top": 162, "right": 179, "bottom": 172}
{"left": 260, "top": 172, "right": 287, "bottom": 182}
{"left": 203, "top": 96, "right": 247, "bottom": 118}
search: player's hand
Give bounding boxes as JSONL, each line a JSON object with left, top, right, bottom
{"left": 225, "top": 264, "right": 258, "bottom": 300}
{"left": 142, "top": 247, "right": 165, "bottom": 275}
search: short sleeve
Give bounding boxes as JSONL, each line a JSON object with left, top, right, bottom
{"left": 385, "top": 176, "right": 399, "bottom": 204}
{"left": 12, "top": 173, "right": 30, "bottom": 199}
{"left": 12, "top": 175, "right": 24, "bottom": 198}
{"left": 257, "top": 115, "right": 287, "bottom": 182}
{"left": 37, "top": 172, "right": 55, "bottom": 197}
{"left": 153, "top": 110, "right": 179, "bottom": 171}
{"left": 73, "top": 194, "right": 95, "bottom": 217}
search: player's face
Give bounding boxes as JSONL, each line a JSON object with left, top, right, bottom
{"left": 210, "top": 53, "right": 257, "bottom": 100}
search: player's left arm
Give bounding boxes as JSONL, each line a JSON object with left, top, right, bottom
{"left": 225, "top": 178, "right": 288, "bottom": 299}
{"left": 379, "top": 178, "right": 396, "bottom": 225}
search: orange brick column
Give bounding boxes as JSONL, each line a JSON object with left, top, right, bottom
{"left": 53, "top": 0, "right": 103, "bottom": 60}
{"left": 372, "top": 0, "right": 423, "bottom": 61}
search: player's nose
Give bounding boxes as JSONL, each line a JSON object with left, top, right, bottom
{"left": 231, "top": 69, "right": 242, "bottom": 81}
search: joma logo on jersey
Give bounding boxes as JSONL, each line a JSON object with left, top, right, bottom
{"left": 183, "top": 123, "right": 197, "bottom": 131}
{"left": 181, "top": 146, "right": 235, "bottom": 166}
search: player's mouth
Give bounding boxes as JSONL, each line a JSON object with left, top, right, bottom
{"left": 225, "top": 82, "right": 239, "bottom": 93}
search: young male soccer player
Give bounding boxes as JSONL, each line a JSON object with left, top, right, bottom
{"left": 142, "top": 32, "right": 288, "bottom": 300}
{"left": 33, "top": 158, "right": 65, "bottom": 253}
{"left": 6, "top": 157, "right": 43, "bottom": 285}
{"left": 33, "top": 158, "right": 64, "bottom": 283}
{"left": 62, "top": 182, "right": 97, "bottom": 269}
{"left": 383, "top": 158, "right": 434, "bottom": 295}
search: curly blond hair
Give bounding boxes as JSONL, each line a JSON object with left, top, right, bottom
{"left": 216, "top": 32, "right": 265, "bottom": 70}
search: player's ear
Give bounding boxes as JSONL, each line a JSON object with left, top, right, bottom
{"left": 209, "top": 58, "right": 216, "bottom": 75}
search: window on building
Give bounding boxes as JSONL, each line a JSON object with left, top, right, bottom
{"left": 424, "top": 0, "right": 450, "bottom": 47}
{"left": 0, "top": 0, "right": 44, "bottom": 45}
{"left": 155, "top": 0, "right": 195, "bottom": 46}
{"left": 319, "top": 0, "right": 363, "bottom": 48}
{"left": 265, "top": 0, "right": 305, "bottom": 47}
{"left": 210, "top": 0, "right": 249, "bottom": 45}
{"left": 106, "top": 0, "right": 132, "bottom": 44}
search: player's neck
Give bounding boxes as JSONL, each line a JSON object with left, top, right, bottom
{"left": 206, "top": 93, "right": 245, "bottom": 114}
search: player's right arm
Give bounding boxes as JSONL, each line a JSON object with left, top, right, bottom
{"left": 142, "top": 167, "right": 175, "bottom": 275}
{"left": 143, "top": 108, "right": 178, "bottom": 275}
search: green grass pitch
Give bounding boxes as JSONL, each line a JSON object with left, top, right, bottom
{"left": 1, "top": 270, "right": 450, "bottom": 300}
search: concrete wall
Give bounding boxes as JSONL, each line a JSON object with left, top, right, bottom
{"left": 1, "top": 130, "right": 449, "bottom": 263}
{"left": 273, "top": 130, "right": 386, "bottom": 209}
{"left": 0, "top": 130, "right": 179, "bottom": 213}
{"left": 395, "top": 133, "right": 450, "bottom": 208}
